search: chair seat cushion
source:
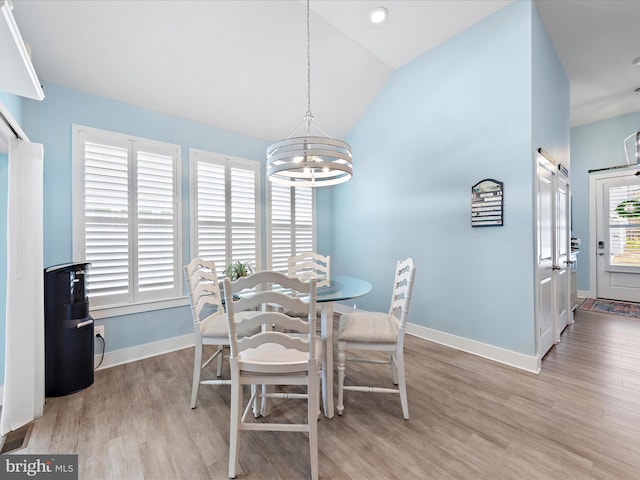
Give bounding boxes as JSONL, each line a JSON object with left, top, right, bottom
{"left": 201, "top": 311, "right": 259, "bottom": 338}
{"left": 338, "top": 311, "right": 399, "bottom": 343}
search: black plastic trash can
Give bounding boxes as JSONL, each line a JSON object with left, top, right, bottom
{"left": 44, "top": 262, "right": 94, "bottom": 397}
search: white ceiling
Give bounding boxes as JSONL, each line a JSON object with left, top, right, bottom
{"left": 9, "top": 0, "right": 640, "bottom": 144}
{"left": 535, "top": 0, "right": 640, "bottom": 127}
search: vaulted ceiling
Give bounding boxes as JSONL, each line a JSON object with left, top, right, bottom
{"left": 10, "top": 0, "right": 640, "bottom": 143}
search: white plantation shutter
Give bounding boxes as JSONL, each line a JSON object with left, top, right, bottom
{"left": 191, "top": 149, "right": 259, "bottom": 276}
{"left": 136, "top": 149, "right": 178, "bottom": 298}
{"left": 195, "top": 161, "right": 227, "bottom": 271}
{"left": 295, "top": 187, "right": 314, "bottom": 253}
{"left": 268, "top": 183, "right": 315, "bottom": 272}
{"left": 270, "top": 183, "right": 293, "bottom": 272}
{"left": 84, "top": 140, "right": 130, "bottom": 303}
{"left": 74, "top": 126, "right": 181, "bottom": 308}
{"left": 231, "top": 167, "right": 257, "bottom": 263}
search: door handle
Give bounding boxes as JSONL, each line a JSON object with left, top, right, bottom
{"left": 564, "top": 260, "right": 574, "bottom": 264}
{"left": 598, "top": 252, "right": 604, "bottom": 256}
{"left": 552, "top": 265, "right": 561, "bottom": 271}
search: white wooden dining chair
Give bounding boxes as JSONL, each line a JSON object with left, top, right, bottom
{"left": 184, "top": 257, "right": 258, "bottom": 409}
{"left": 336, "top": 258, "right": 416, "bottom": 420}
{"left": 221, "top": 271, "right": 321, "bottom": 480}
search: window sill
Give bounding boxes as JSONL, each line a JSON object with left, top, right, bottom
{"left": 90, "top": 296, "right": 190, "bottom": 320}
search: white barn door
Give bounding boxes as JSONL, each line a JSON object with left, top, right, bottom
{"left": 536, "top": 153, "right": 571, "bottom": 360}
{"left": 536, "top": 156, "right": 555, "bottom": 358}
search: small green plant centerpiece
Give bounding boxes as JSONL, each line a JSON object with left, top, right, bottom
{"left": 224, "top": 260, "right": 254, "bottom": 281}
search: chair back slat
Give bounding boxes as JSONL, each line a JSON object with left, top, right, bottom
{"left": 237, "top": 331, "right": 310, "bottom": 352}
{"left": 234, "top": 311, "right": 311, "bottom": 335}
{"left": 388, "top": 258, "right": 416, "bottom": 329}
{"left": 234, "top": 290, "right": 310, "bottom": 314}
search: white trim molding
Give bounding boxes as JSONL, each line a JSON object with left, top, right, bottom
{"left": 94, "top": 333, "right": 193, "bottom": 371}
{"left": 406, "top": 322, "right": 541, "bottom": 374}
{"left": 93, "top": 311, "right": 541, "bottom": 374}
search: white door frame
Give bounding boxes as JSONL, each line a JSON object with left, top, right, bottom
{"left": 588, "top": 166, "right": 640, "bottom": 299}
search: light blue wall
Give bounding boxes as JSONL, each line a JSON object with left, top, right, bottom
{"left": 0, "top": 90, "right": 26, "bottom": 386}
{"left": 532, "top": 4, "right": 570, "bottom": 167}
{"left": 325, "top": 0, "right": 567, "bottom": 356}
{"left": 22, "top": 83, "right": 270, "bottom": 352}
{"left": 570, "top": 112, "right": 640, "bottom": 292}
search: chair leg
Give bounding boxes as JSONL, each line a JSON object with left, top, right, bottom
{"left": 216, "top": 344, "right": 224, "bottom": 377}
{"left": 396, "top": 350, "right": 409, "bottom": 420}
{"left": 308, "top": 373, "right": 319, "bottom": 480}
{"left": 317, "top": 362, "right": 323, "bottom": 419}
{"left": 390, "top": 354, "right": 398, "bottom": 385}
{"left": 260, "top": 384, "right": 271, "bottom": 417}
{"left": 191, "top": 342, "right": 203, "bottom": 409}
{"left": 337, "top": 342, "right": 346, "bottom": 415}
{"left": 251, "top": 384, "right": 260, "bottom": 418}
{"left": 229, "top": 371, "right": 242, "bottom": 479}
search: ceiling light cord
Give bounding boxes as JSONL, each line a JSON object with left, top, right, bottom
{"left": 306, "top": 0, "right": 312, "bottom": 132}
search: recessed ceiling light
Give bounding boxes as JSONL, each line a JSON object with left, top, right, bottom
{"left": 633, "top": 57, "right": 640, "bottom": 66}
{"left": 369, "top": 7, "right": 388, "bottom": 24}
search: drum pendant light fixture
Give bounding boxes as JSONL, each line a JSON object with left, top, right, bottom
{"left": 267, "top": 0, "right": 353, "bottom": 187}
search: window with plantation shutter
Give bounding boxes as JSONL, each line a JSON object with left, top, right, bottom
{"left": 73, "top": 126, "right": 181, "bottom": 312}
{"left": 190, "top": 149, "right": 260, "bottom": 276}
{"left": 607, "top": 183, "right": 640, "bottom": 268}
{"left": 267, "top": 183, "right": 315, "bottom": 273}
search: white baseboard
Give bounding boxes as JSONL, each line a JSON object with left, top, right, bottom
{"left": 92, "top": 311, "right": 540, "bottom": 375}
{"left": 94, "top": 334, "right": 194, "bottom": 371}
{"left": 406, "top": 322, "right": 541, "bottom": 374}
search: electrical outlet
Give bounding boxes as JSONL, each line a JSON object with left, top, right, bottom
{"left": 95, "top": 325, "right": 105, "bottom": 339}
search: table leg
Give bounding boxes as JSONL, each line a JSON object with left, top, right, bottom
{"left": 321, "top": 302, "right": 334, "bottom": 418}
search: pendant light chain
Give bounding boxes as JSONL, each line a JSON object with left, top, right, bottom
{"left": 306, "top": 0, "right": 312, "bottom": 133}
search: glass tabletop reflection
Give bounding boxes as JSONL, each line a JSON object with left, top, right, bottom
{"left": 316, "top": 275, "right": 372, "bottom": 303}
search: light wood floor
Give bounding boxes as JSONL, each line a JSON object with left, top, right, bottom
{"left": 19, "top": 309, "right": 640, "bottom": 479}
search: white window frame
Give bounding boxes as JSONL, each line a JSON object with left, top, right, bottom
{"left": 189, "top": 148, "right": 261, "bottom": 276}
{"left": 266, "top": 183, "right": 316, "bottom": 273}
{"left": 72, "top": 125, "right": 184, "bottom": 318}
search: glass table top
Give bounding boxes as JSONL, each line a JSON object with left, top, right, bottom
{"left": 316, "top": 275, "right": 372, "bottom": 303}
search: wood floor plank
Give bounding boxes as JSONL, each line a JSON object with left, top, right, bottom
{"left": 14, "top": 308, "right": 640, "bottom": 479}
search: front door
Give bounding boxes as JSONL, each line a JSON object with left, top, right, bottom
{"left": 595, "top": 172, "right": 640, "bottom": 302}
